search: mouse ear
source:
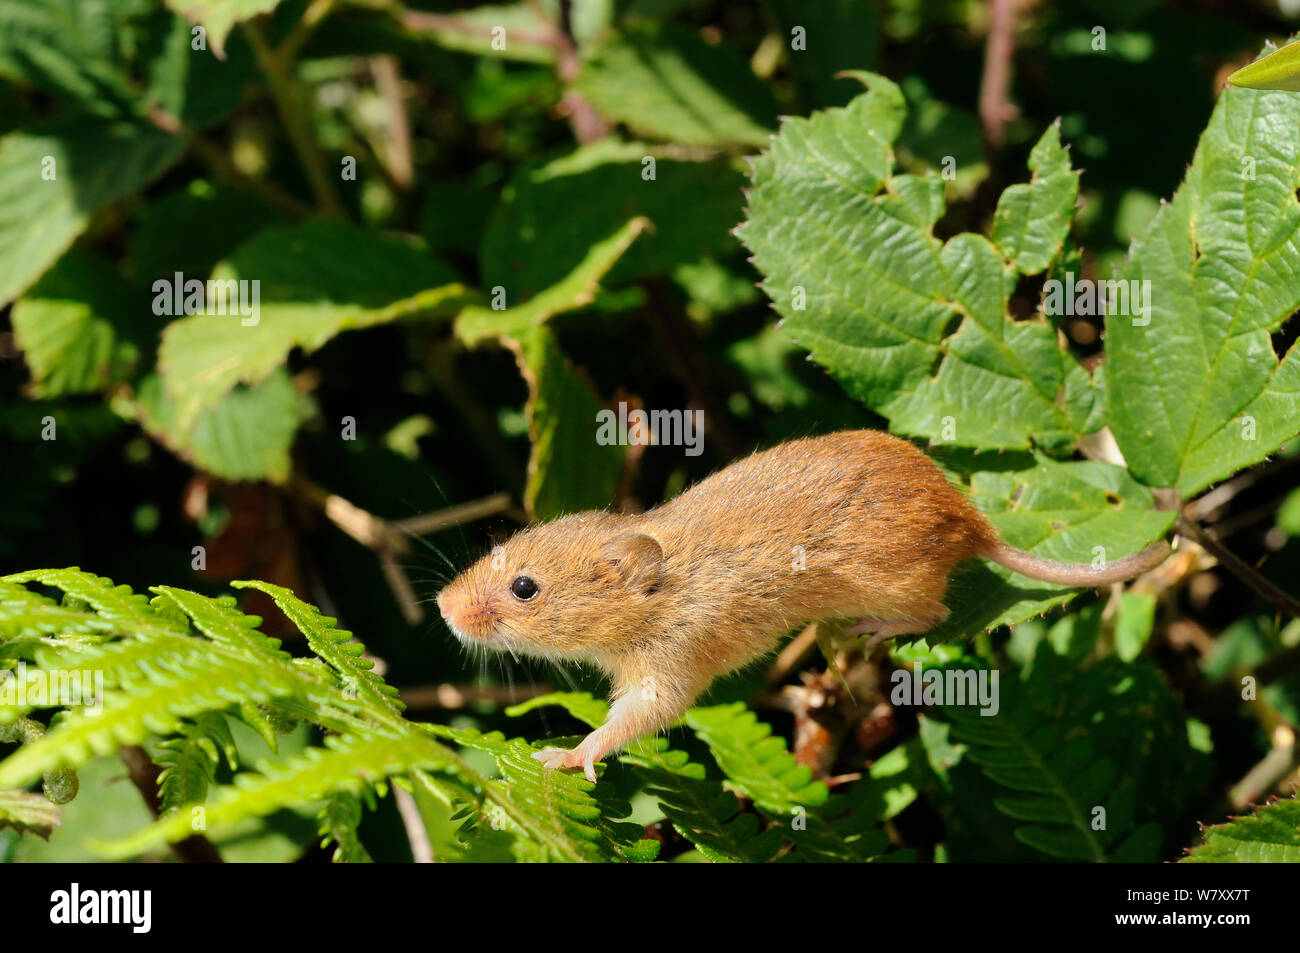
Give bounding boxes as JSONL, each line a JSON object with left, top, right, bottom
{"left": 599, "top": 533, "right": 662, "bottom": 592}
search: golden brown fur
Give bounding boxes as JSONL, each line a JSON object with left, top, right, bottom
{"left": 436, "top": 429, "right": 1009, "bottom": 778}
{"left": 437, "top": 429, "right": 1167, "bottom": 779}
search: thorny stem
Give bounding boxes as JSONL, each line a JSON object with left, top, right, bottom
{"left": 1175, "top": 514, "right": 1300, "bottom": 622}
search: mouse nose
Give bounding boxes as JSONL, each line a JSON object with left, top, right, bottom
{"left": 436, "top": 590, "right": 451, "bottom": 621}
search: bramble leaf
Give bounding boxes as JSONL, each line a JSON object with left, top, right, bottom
{"left": 1183, "top": 796, "right": 1300, "bottom": 862}
{"left": 739, "top": 73, "right": 1099, "bottom": 452}
{"left": 1107, "top": 78, "right": 1300, "bottom": 494}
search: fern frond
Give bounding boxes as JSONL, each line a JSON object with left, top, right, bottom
{"left": 425, "top": 723, "right": 659, "bottom": 862}
{"left": 153, "top": 586, "right": 292, "bottom": 662}
{"left": 0, "top": 651, "right": 306, "bottom": 789}
{"left": 0, "top": 579, "right": 115, "bottom": 641}
{"left": 3, "top": 568, "right": 189, "bottom": 641}
{"left": 317, "top": 790, "right": 374, "bottom": 863}
{"left": 93, "top": 731, "right": 456, "bottom": 859}
{"left": 155, "top": 712, "right": 239, "bottom": 814}
{"left": 929, "top": 647, "right": 1202, "bottom": 862}
{"left": 619, "top": 736, "right": 783, "bottom": 862}
{"left": 508, "top": 692, "right": 901, "bottom": 862}
{"left": 684, "top": 703, "right": 828, "bottom": 814}
{"left": 505, "top": 692, "right": 608, "bottom": 728}
{"left": 233, "top": 581, "right": 404, "bottom": 717}
{"left": 506, "top": 692, "right": 780, "bottom": 861}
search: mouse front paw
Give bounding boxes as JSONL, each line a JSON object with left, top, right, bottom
{"left": 532, "top": 745, "right": 599, "bottom": 783}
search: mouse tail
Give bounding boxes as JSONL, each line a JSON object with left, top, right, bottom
{"left": 981, "top": 539, "right": 1171, "bottom": 586}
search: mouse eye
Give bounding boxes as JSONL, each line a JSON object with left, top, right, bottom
{"left": 509, "top": 575, "right": 539, "bottom": 601}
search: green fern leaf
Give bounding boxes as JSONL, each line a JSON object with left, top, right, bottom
{"left": 1183, "top": 796, "right": 1300, "bottom": 862}
{"left": 927, "top": 647, "right": 1205, "bottom": 861}
{"left": 0, "top": 579, "right": 115, "bottom": 640}
{"left": 153, "top": 586, "right": 292, "bottom": 662}
{"left": 318, "top": 790, "right": 374, "bottom": 863}
{"left": 3, "top": 568, "right": 189, "bottom": 640}
{"left": 233, "top": 581, "right": 404, "bottom": 717}
{"left": 505, "top": 691, "right": 608, "bottom": 728}
{"left": 0, "top": 650, "right": 305, "bottom": 789}
{"left": 427, "top": 723, "right": 659, "bottom": 862}
{"left": 93, "top": 731, "right": 456, "bottom": 859}
{"left": 620, "top": 736, "right": 783, "bottom": 862}
{"left": 155, "top": 712, "right": 239, "bottom": 814}
{"left": 684, "top": 703, "right": 828, "bottom": 814}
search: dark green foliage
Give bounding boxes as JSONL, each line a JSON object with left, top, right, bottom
{"left": 3, "top": 0, "right": 1300, "bottom": 864}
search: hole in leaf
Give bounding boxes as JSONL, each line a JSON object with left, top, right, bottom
{"left": 1271, "top": 320, "right": 1297, "bottom": 362}
{"left": 939, "top": 312, "right": 962, "bottom": 340}
{"left": 1008, "top": 274, "right": 1045, "bottom": 321}
{"left": 1104, "top": 492, "right": 1120, "bottom": 505}
{"left": 927, "top": 349, "right": 945, "bottom": 378}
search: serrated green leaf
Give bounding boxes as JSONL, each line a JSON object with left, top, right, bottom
{"left": 684, "top": 703, "right": 827, "bottom": 815}
{"left": 738, "top": 73, "right": 1097, "bottom": 451}
{"left": 1107, "top": 75, "right": 1300, "bottom": 494}
{"left": 136, "top": 369, "right": 302, "bottom": 482}
{"left": 1183, "top": 796, "right": 1300, "bottom": 862}
{"left": 457, "top": 215, "right": 649, "bottom": 344}
{"left": 991, "top": 121, "right": 1078, "bottom": 275}
{"left": 0, "top": 0, "right": 141, "bottom": 118}
{"left": 1227, "top": 39, "right": 1300, "bottom": 91}
{"left": 460, "top": 218, "right": 646, "bottom": 519}
{"left": 512, "top": 326, "right": 625, "bottom": 519}
{"left": 157, "top": 221, "right": 468, "bottom": 430}
{"left": 0, "top": 117, "right": 185, "bottom": 307}
{"left": 1114, "top": 591, "right": 1156, "bottom": 662}
{"left": 11, "top": 251, "right": 140, "bottom": 396}
{"left": 927, "top": 455, "right": 1174, "bottom": 639}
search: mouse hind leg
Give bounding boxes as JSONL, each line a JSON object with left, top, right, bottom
{"left": 843, "top": 603, "right": 949, "bottom": 651}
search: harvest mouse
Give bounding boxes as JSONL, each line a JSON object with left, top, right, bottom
{"left": 436, "top": 429, "right": 1169, "bottom": 781}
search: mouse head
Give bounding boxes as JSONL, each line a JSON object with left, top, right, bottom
{"left": 436, "top": 511, "right": 664, "bottom": 659}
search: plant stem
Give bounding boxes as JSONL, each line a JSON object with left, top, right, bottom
{"left": 978, "top": 0, "right": 1018, "bottom": 150}
{"left": 244, "top": 19, "right": 346, "bottom": 219}
{"left": 1175, "top": 514, "right": 1300, "bottom": 620}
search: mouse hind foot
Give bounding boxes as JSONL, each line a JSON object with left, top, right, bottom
{"left": 844, "top": 606, "right": 949, "bottom": 650}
